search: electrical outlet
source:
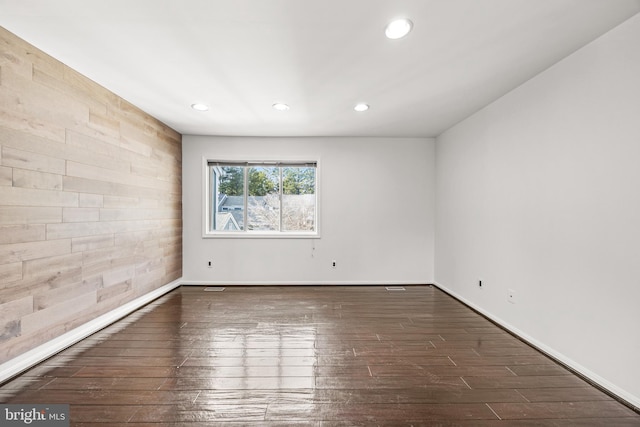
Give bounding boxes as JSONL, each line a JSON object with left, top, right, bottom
{"left": 508, "top": 289, "right": 516, "bottom": 304}
{"left": 331, "top": 260, "right": 336, "bottom": 269}
{"left": 207, "top": 261, "right": 213, "bottom": 268}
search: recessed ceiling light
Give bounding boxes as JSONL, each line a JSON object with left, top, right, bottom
{"left": 191, "top": 103, "right": 209, "bottom": 111}
{"left": 272, "top": 103, "right": 290, "bottom": 111}
{"left": 385, "top": 18, "right": 413, "bottom": 39}
{"left": 354, "top": 103, "right": 369, "bottom": 112}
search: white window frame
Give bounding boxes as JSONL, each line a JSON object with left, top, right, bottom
{"left": 203, "top": 158, "right": 320, "bottom": 239}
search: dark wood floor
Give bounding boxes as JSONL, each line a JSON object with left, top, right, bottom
{"left": 1, "top": 285, "right": 639, "bottom": 426}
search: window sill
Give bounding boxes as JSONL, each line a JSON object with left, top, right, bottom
{"left": 203, "top": 231, "right": 320, "bottom": 239}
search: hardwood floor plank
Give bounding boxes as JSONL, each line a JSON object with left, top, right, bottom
{"left": 158, "top": 377, "right": 316, "bottom": 391}
{"left": 265, "top": 403, "right": 499, "bottom": 422}
{"left": 368, "top": 365, "right": 517, "bottom": 377}
{"left": 462, "top": 375, "right": 590, "bottom": 389}
{"left": 129, "top": 404, "right": 268, "bottom": 423}
{"left": 70, "top": 405, "right": 138, "bottom": 423}
{"left": 516, "top": 387, "right": 615, "bottom": 402}
{"left": 38, "top": 377, "right": 168, "bottom": 391}
{"left": 490, "top": 401, "right": 639, "bottom": 420}
{"left": 507, "top": 364, "right": 573, "bottom": 376}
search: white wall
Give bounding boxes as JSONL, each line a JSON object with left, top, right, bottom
{"left": 183, "top": 136, "right": 435, "bottom": 285}
{"left": 435, "top": 14, "right": 640, "bottom": 407}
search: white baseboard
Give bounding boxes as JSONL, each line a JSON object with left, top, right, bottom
{"left": 0, "top": 278, "right": 182, "bottom": 384}
{"left": 433, "top": 281, "right": 640, "bottom": 411}
{"left": 181, "top": 280, "right": 431, "bottom": 286}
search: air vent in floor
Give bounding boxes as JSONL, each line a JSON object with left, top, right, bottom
{"left": 385, "top": 286, "right": 406, "bottom": 291}
{"left": 204, "top": 287, "right": 226, "bottom": 292}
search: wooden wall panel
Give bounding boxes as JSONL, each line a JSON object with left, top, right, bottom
{"left": 0, "top": 127, "right": 67, "bottom": 161}
{"left": 13, "top": 168, "right": 63, "bottom": 190}
{"left": 63, "top": 207, "right": 100, "bottom": 223}
{"left": 2, "top": 146, "right": 67, "bottom": 175}
{"left": 0, "top": 262, "right": 22, "bottom": 283}
{"left": 0, "top": 26, "right": 182, "bottom": 363}
{"left": 0, "top": 224, "right": 46, "bottom": 244}
{"left": 0, "top": 207, "right": 62, "bottom": 225}
{"left": 0, "top": 166, "right": 11, "bottom": 186}
{"left": 0, "top": 186, "right": 78, "bottom": 207}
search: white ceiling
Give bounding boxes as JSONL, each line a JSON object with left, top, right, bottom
{"left": 1, "top": 0, "right": 639, "bottom": 138}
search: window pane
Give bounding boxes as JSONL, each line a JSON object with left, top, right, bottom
{"left": 247, "top": 166, "right": 280, "bottom": 231}
{"left": 282, "top": 167, "right": 316, "bottom": 231}
{"left": 212, "top": 166, "right": 244, "bottom": 231}
{"left": 208, "top": 161, "right": 317, "bottom": 236}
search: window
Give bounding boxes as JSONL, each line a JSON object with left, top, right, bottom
{"left": 206, "top": 161, "right": 318, "bottom": 237}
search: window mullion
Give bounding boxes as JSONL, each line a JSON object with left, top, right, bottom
{"left": 279, "top": 167, "right": 283, "bottom": 232}
{"left": 243, "top": 166, "right": 248, "bottom": 232}
{"left": 210, "top": 166, "right": 216, "bottom": 232}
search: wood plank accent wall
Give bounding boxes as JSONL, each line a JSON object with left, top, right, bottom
{"left": 0, "top": 27, "right": 182, "bottom": 363}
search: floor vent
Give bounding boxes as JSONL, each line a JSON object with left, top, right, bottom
{"left": 204, "top": 287, "right": 226, "bottom": 292}
{"left": 385, "top": 286, "right": 406, "bottom": 291}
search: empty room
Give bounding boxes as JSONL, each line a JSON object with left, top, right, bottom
{"left": 1, "top": 0, "right": 640, "bottom": 425}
